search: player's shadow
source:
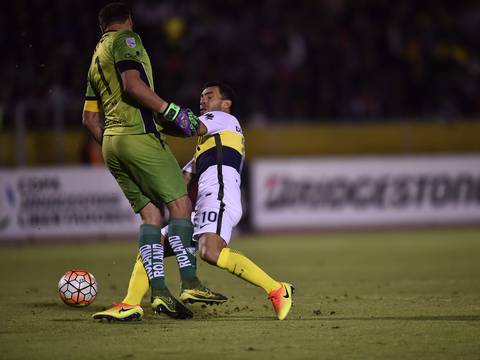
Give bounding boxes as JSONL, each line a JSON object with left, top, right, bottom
{"left": 315, "top": 315, "right": 480, "bottom": 322}
{"left": 199, "top": 314, "right": 283, "bottom": 321}
{"left": 201, "top": 314, "right": 480, "bottom": 322}
{"left": 29, "top": 301, "right": 104, "bottom": 312}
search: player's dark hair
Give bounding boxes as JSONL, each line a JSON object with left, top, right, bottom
{"left": 204, "top": 81, "right": 236, "bottom": 114}
{"left": 98, "top": 2, "right": 131, "bottom": 31}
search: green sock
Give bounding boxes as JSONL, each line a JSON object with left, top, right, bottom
{"left": 138, "top": 224, "right": 166, "bottom": 295}
{"left": 168, "top": 218, "right": 200, "bottom": 288}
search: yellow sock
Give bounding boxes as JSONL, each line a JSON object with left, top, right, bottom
{"left": 217, "top": 248, "right": 280, "bottom": 293}
{"left": 122, "top": 254, "right": 150, "bottom": 305}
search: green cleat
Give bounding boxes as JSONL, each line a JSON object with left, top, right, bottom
{"left": 151, "top": 295, "right": 193, "bottom": 319}
{"left": 179, "top": 286, "right": 228, "bottom": 305}
{"left": 92, "top": 303, "right": 143, "bottom": 322}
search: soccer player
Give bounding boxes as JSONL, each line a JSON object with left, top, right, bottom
{"left": 120, "top": 81, "right": 295, "bottom": 320}
{"left": 82, "top": 3, "right": 225, "bottom": 321}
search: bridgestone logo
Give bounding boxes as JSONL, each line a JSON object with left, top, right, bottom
{"left": 264, "top": 174, "right": 480, "bottom": 209}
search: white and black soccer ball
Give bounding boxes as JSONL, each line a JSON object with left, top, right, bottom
{"left": 58, "top": 270, "right": 98, "bottom": 307}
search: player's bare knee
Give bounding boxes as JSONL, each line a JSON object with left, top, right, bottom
{"left": 198, "top": 244, "right": 214, "bottom": 264}
{"left": 167, "top": 195, "right": 192, "bottom": 218}
{"left": 198, "top": 234, "right": 226, "bottom": 265}
{"left": 140, "top": 202, "right": 162, "bottom": 226}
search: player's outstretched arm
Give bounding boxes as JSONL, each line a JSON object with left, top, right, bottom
{"left": 121, "top": 69, "right": 207, "bottom": 137}
{"left": 121, "top": 69, "right": 169, "bottom": 113}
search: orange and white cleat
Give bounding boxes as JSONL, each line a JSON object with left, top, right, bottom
{"left": 92, "top": 302, "right": 143, "bottom": 321}
{"left": 268, "top": 282, "right": 295, "bottom": 320}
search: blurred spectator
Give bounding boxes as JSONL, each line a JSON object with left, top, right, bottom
{"left": 2, "top": 0, "right": 480, "bottom": 129}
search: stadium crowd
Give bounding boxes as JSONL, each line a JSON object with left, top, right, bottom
{"left": 2, "top": 0, "right": 480, "bottom": 128}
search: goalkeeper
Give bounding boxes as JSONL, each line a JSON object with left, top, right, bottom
{"left": 83, "top": 2, "right": 225, "bottom": 321}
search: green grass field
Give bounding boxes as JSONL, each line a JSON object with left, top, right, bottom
{"left": 1, "top": 228, "right": 480, "bottom": 360}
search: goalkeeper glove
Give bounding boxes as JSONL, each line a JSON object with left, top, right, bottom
{"left": 162, "top": 102, "right": 200, "bottom": 137}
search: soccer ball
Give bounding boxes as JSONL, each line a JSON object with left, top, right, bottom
{"left": 58, "top": 270, "right": 98, "bottom": 307}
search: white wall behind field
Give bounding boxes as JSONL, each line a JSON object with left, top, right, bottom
{"left": 2, "top": 154, "right": 480, "bottom": 241}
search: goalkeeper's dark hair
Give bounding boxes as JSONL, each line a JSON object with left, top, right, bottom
{"left": 204, "top": 81, "right": 236, "bottom": 114}
{"left": 98, "top": 2, "right": 131, "bottom": 30}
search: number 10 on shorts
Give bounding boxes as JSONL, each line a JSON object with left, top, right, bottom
{"left": 201, "top": 211, "right": 218, "bottom": 224}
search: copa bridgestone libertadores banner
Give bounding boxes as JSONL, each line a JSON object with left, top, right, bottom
{"left": 250, "top": 155, "right": 480, "bottom": 230}
{"left": 0, "top": 167, "right": 141, "bottom": 240}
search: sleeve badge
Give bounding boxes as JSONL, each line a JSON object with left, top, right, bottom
{"left": 125, "top": 37, "right": 137, "bottom": 48}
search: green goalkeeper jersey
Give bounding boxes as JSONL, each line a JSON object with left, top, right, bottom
{"left": 84, "top": 29, "right": 164, "bottom": 137}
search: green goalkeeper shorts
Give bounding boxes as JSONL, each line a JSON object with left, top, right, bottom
{"left": 102, "top": 133, "right": 187, "bottom": 213}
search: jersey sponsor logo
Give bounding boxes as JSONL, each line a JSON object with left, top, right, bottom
{"left": 126, "top": 37, "right": 137, "bottom": 48}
